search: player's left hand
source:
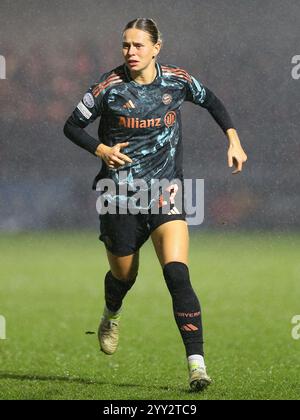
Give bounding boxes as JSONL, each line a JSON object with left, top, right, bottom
{"left": 226, "top": 129, "right": 248, "bottom": 175}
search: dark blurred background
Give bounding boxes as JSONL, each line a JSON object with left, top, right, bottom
{"left": 0, "top": 0, "right": 299, "bottom": 231}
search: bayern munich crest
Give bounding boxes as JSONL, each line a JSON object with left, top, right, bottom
{"left": 162, "top": 93, "right": 173, "bottom": 105}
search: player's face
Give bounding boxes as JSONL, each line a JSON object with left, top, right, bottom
{"left": 122, "top": 28, "right": 160, "bottom": 72}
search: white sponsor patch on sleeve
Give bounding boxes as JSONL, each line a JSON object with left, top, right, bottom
{"left": 77, "top": 101, "right": 92, "bottom": 119}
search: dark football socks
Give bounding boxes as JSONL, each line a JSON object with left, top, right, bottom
{"left": 104, "top": 270, "right": 137, "bottom": 312}
{"left": 163, "top": 261, "right": 204, "bottom": 357}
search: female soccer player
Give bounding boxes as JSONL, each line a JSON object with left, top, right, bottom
{"left": 64, "top": 18, "right": 247, "bottom": 391}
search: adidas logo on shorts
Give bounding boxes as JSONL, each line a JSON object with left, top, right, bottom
{"left": 168, "top": 206, "right": 181, "bottom": 215}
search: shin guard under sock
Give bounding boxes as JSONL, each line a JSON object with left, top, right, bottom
{"left": 104, "top": 271, "right": 136, "bottom": 312}
{"left": 163, "top": 262, "right": 204, "bottom": 357}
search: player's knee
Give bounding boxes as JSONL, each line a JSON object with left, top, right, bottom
{"left": 163, "top": 261, "right": 192, "bottom": 293}
{"left": 105, "top": 270, "right": 137, "bottom": 291}
{"left": 108, "top": 251, "right": 139, "bottom": 284}
{"left": 110, "top": 269, "right": 138, "bottom": 285}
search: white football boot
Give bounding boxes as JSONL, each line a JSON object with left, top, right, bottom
{"left": 98, "top": 309, "right": 121, "bottom": 355}
{"left": 189, "top": 361, "right": 212, "bottom": 391}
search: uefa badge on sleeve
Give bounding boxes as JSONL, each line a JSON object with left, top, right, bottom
{"left": 83, "top": 92, "right": 95, "bottom": 108}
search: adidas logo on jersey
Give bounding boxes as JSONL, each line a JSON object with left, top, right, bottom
{"left": 123, "top": 100, "right": 136, "bottom": 109}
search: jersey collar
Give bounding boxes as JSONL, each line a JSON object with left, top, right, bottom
{"left": 123, "top": 62, "right": 162, "bottom": 86}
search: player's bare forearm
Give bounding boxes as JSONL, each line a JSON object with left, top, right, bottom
{"left": 226, "top": 128, "right": 248, "bottom": 174}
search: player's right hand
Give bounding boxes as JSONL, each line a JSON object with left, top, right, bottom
{"left": 95, "top": 142, "right": 133, "bottom": 169}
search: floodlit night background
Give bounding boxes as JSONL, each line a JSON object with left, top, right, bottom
{"left": 1, "top": 0, "right": 300, "bottom": 402}
{"left": 1, "top": 0, "right": 299, "bottom": 231}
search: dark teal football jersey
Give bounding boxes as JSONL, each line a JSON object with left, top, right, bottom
{"left": 71, "top": 62, "right": 208, "bottom": 209}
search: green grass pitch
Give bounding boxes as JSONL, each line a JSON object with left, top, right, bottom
{"left": 0, "top": 231, "right": 299, "bottom": 400}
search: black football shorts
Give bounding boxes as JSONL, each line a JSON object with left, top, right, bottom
{"left": 99, "top": 210, "right": 186, "bottom": 257}
{"left": 99, "top": 182, "right": 187, "bottom": 256}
